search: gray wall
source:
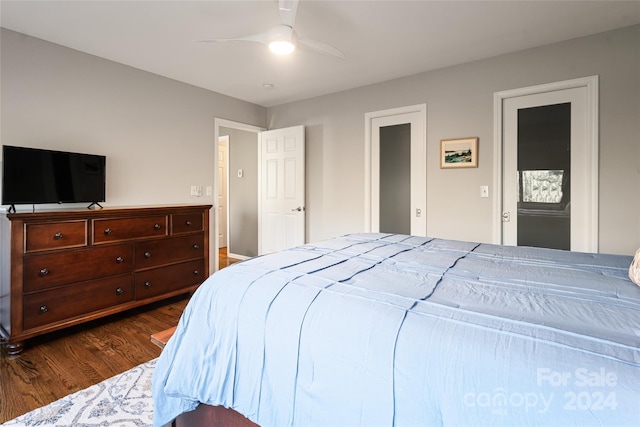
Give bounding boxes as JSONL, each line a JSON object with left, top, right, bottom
{"left": 0, "top": 29, "right": 267, "bottom": 272}
{"left": 2, "top": 26, "right": 638, "bottom": 256}
{"left": 220, "top": 126, "right": 258, "bottom": 258}
{"left": 0, "top": 28, "right": 266, "bottom": 210}
{"left": 268, "top": 25, "right": 640, "bottom": 255}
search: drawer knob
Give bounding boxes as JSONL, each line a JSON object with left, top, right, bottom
{"left": 153, "top": 223, "right": 161, "bottom": 230}
{"left": 144, "top": 252, "right": 151, "bottom": 258}
{"left": 192, "top": 244, "right": 199, "bottom": 249}
{"left": 104, "top": 228, "right": 112, "bottom": 235}
{"left": 115, "top": 256, "right": 124, "bottom": 264}
{"left": 186, "top": 221, "right": 192, "bottom": 226}
{"left": 39, "top": 268, "right": 49, "bottom": 277}
{"left": 193, "top": 270, "right": 199, "bottom": 275}
{"left": 144, "top": 281, "right": 152, "bottom": 289}
{"left": 53, "top": 232, "right": 63, "bottom": 240}
{"left": 116, "top": 287, "right": 124, "bottom": 296}
{"left": 39, "top": 305, "right": 48, "bottom": 314}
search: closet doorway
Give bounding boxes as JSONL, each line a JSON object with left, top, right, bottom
{"left": 365, "top": 104, "right": 427, "bottom": 236}
{"left": 494, "top": 76, "right": 599, "bottom": 252}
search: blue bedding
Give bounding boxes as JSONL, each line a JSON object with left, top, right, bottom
{"left": 152, "top": 234, "right": 640, "bottom": 426}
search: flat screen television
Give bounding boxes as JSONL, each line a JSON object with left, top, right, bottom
{"left": 2, "top": 145, "right": 106, "bottom": 211}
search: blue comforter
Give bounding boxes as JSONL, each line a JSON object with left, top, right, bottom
{"left": 153, "top": 234, "right": 640, "bottom": 426}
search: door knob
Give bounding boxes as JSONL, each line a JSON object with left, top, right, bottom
{"left": 291, "top": 206, "right": 305, "bottom": 212}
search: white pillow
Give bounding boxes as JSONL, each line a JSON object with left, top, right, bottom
{"left": 630, "top": 248, "right": 640, "bottom": 286}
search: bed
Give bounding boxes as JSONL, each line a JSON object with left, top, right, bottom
{"left": 152, "top": 233, "right": 640, "bottom": 427}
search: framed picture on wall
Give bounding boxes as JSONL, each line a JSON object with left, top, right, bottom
{"left": 440, "top": 137, "right": 478, "bottom": 168}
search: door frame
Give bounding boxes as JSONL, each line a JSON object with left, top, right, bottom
{"left": 492, "top": 76, "right": 599, "bottom": 250}
{"left": 364, "top": 103, "right": 427, "bottom": 234}
{"left": 213, "top": 118, "right": 265, "bottom": 272}
{"left": 218, "top": 135, "right": 229, "bottom": 251}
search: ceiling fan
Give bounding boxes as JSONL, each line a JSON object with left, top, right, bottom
{"left": 195, "top": 0, "right": 345, "bottom": 59}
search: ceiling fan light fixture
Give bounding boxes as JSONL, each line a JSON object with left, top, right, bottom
{"left": 269, "top": 40, "right": 296, "bottom": 55}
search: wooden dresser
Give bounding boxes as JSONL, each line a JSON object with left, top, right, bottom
{"left": 0, "top": 204, "right": 211, "bottom": 355}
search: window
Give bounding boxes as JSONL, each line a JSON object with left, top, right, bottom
{"left": 518, "top": 169, "right": 568, "bottom": 211}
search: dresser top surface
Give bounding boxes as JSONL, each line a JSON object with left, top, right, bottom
{"left": 4, "top": 204, "right": 212, "bottom": 222}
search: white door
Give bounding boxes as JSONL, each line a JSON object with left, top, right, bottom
{"left": 500, "top": 79, "right": 598, "bottom": 252}
{"left": 258, "top": 125, "right": 305, "bottom": 255}
{"left": 366, "top": 104, "right": 427, "bottom": 236}
{"left": 218, "top": 136, "right": 228, "bottom": 248}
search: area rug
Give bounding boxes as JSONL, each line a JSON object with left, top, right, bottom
{"left": 2, "top": 358, "right": 157, "bottom": 427}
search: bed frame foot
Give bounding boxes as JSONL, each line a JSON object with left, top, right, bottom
{"left": 173, "top": 404, "right": 259, "bottom": 427}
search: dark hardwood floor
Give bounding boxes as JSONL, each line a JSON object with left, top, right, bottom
{"left": 219, "top": 246, "right": 241, "bottom": 268}
{"left": 0, "top": 295, "right": 189, "bottom": 422}
{"left": 0, "top": 248, "right": 243, "bottom": 423}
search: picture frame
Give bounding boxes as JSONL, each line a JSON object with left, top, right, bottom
{"left": 440, "top": 137, "right": 478, "bottom": 168}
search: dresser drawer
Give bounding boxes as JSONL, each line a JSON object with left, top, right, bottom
{"left": 93, "top": 215, "right": 168, "bottom": 244}
{"left": 23, "top": 244, "right": 134, "bottom": 292}
{"left": 135, "top": 233, "right": 204, "bottom": 269}
{"left": 23, "top": 275, "right": 134, "bottom": 330}
{"left": 135, "top": 259, "right": 205, "bottom": 300}
{"left": 25, "top": 220, "right": 87, "bottom": 253}
{"left": 172, "top": 212, "right": 204, "bottom": 234}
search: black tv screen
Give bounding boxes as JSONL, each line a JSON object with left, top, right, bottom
{"left": 2, "top": 145, "right": 106, "bottom": 207}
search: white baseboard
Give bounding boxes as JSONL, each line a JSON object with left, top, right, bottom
{"left": 228, "top": 252, "right": 251, "bottom": 261}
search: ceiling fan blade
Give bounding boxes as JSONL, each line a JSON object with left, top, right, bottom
{"left": 194, "top": 31, "right": 270, "bottom": 45}
{"left": 278, "top": 0, "right": 298, "bottom": 28}
{"left": 298, "top": 38, "right": 345, "bottom": 59}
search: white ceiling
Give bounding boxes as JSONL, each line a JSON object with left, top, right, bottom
{"left": 2, "top": 0, "right": 639, "bottom": 108}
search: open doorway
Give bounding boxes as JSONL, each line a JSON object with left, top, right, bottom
{"left": 218, "top": 135, "right": 229, "bottom": 250}
{"left": 213, "top": 119, "right": 265, "bottom": 272}
{"left": 216, "top": 135, "right": 240, "bottom": 269}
